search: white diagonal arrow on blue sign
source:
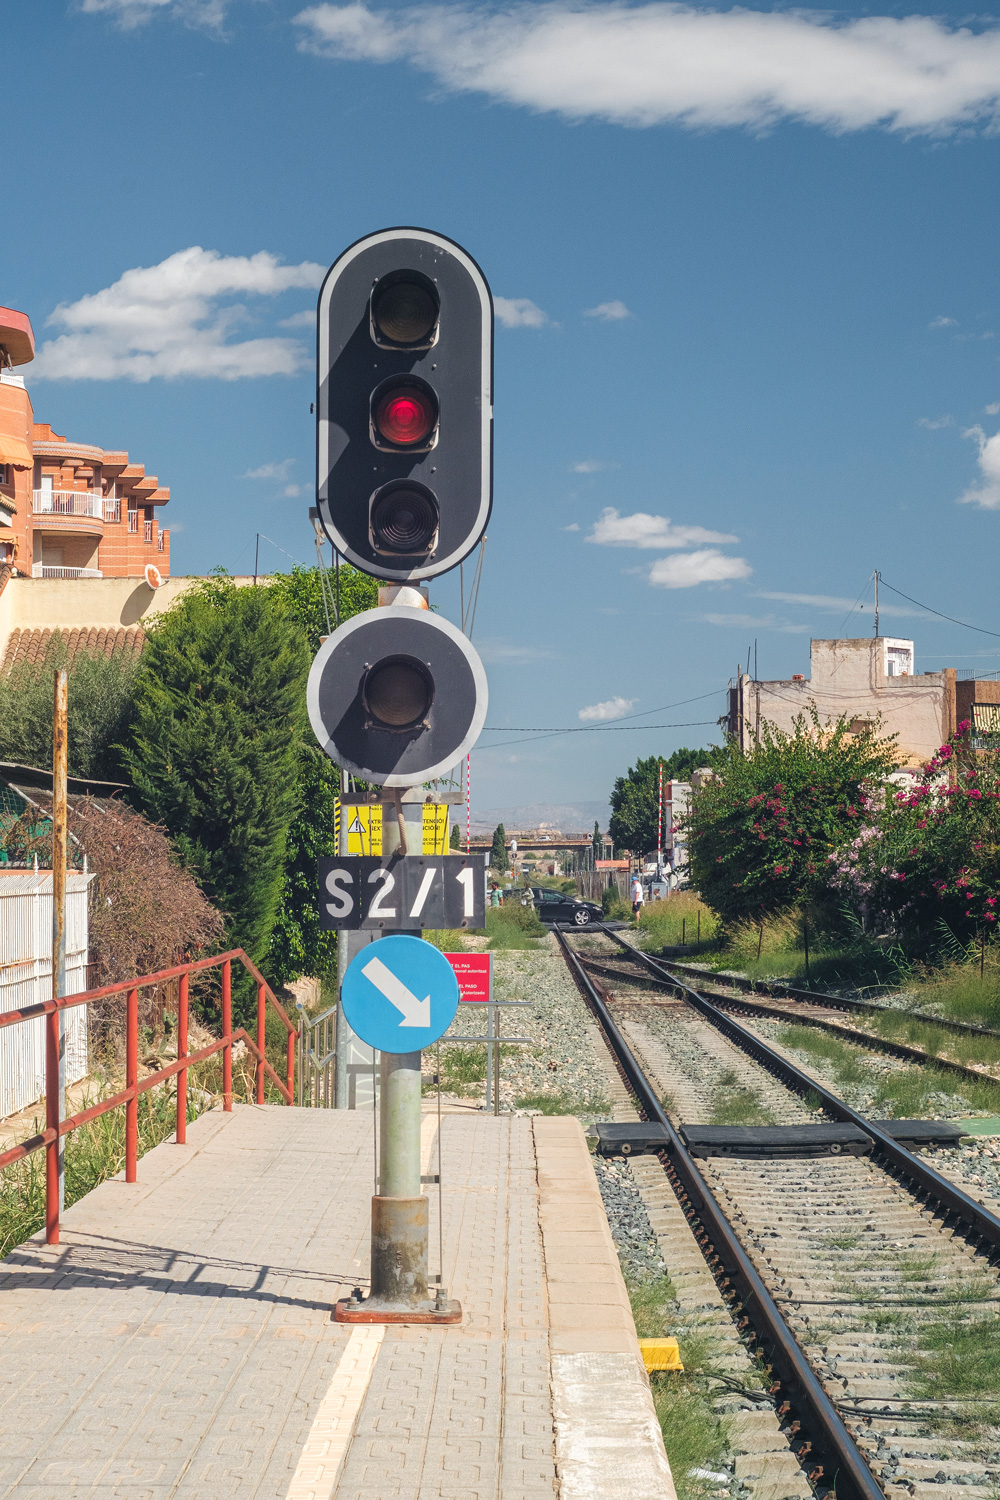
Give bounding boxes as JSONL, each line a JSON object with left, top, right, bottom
{"left": 362, "top": 954, "right": 431, "bottom": 1027}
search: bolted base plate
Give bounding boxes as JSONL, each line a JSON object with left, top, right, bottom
{"left": 333, "top": 1295, "right": 462, "bottom": 1325}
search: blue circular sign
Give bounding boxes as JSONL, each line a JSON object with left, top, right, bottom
{"left": 342, "top": 935, "right": 460, "bottom": 1054}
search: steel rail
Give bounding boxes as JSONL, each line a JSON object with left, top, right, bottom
{"left": 580, "top": 956, "right": 1000, "bottom": 1091}
{"left": 659, "top": 956, "right": 1000, "bottom": 1045}
{"left": 599, "top": 927, "right": 1000, "bottom": 1252}
{"left": 555, "top": 929, "right": 883, "bottom": 1500}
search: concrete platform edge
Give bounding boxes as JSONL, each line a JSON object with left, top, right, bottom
{"left": 533, "top": 1116, "right": 678, "bottom": 1500}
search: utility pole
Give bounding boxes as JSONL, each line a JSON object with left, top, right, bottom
{"left": 874, "top": 569, "right": 879, "bottom": 640}
{"left": 51, "top": 670, "right": 68, "bottom": 1212}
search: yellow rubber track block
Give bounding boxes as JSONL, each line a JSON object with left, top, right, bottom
{"left": 638, "top": 1338, "right": 684, "bottom": 1372}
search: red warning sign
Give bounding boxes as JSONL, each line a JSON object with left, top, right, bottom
{"left": 444, "top": 951, "right": 492, "bottom": 1003}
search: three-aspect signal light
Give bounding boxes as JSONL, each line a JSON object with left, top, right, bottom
{"left": 306, "top": 605, "right": 488, "bottom": 787}
{"left": 316, "top": 228, "right": 493, "bottom": 582}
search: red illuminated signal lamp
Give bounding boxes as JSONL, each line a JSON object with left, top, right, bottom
{"left": 372, "top": 379, "right": 438, "bottom": 449}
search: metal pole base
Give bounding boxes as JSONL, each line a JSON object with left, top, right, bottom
{"left": 333, "top": 1292, "right": 462, "bottom": 1325}
{"left": 332, "top": 1195, "right": 462, "bottom": 1324}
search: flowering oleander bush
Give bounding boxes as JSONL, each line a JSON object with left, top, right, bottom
{"left": 686, "top": 709, "right": 899, "bottom": 927}
{"left": 836, "top": 721, "right": 1000, "bottom": 949}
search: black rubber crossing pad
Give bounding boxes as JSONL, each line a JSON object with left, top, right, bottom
{"left": 877, "top": 1119, "right": 966, "bottom": 1146}
{"left": 593, "top": 1122, "right": 670, "bottom": 1156}
{"left": 680, "top": 1124, "right": 872, "bottom": 1159}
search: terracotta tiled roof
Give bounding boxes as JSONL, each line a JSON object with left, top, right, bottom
{"left": 1, "top": 626, "right": 146, "bottom": 675}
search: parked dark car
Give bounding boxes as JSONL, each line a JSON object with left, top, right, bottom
{"left": 529, "top": 888, "right": 602, "bottom": 927}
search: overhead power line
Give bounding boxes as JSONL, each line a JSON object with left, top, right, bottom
{"left": 479, "top": 718, "right": 720, "bottom": 750}
{"left": 480, "top": 688, "right": 723, "bottom": 734}
{"left": 878, "top": 577, "right": 1000, "bottom": 641}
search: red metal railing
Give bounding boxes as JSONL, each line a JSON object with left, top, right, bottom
{"left": 0, "top": 949, "right": 297, "bottom": 1246}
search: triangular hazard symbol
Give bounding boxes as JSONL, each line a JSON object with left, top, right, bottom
{"left": 348, "top": 814, "right": 364, "bottom": 835}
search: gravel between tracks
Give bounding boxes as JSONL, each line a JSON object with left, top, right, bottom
{"left": 437, "top": 934, "right": 623, "bottom": 1111}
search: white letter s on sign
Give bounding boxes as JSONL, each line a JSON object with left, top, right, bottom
{"left": 324, "top": 867, "right": 355, "bottom": 918}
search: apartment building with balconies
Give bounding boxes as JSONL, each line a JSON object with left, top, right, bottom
{"left": 0, "top": 305, "right": 171, "bottom": 582}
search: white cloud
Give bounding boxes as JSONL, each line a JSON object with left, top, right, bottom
{"left": 475, "top": 638, "right": 555, "bottom": 664}
{"left": 587, "top": 506, "right": 738, "bottom": 549}
{"left": 570, "top": 459, "right": 617, "bottom": 473}
{"left": 244, "top": 459, "right": 297, "bottom": 481}
{"left": 929, "top": 315, "right": 958, "bottom": 328}
{"left": 278, "top": 309, "right": 318, "bottom": 328}
{"left": 81, "top": 0, "right": 225, "bottom": 28}
{"left": 701, "top": 611, "right": 810, "bottom": 633}
{"left": 563, "top": 522, "right": 580, "bottom": 532}
{"left": 32, "top": 247, "right": 326, "bottom": 383}
{"left": 649, "top": 550, "right": 752, "bottom": 588}
{"left": 293, "top": 4, "right": 1000, "bottom": 137}
{"left": 584, "top": 300, "right": 631, "bottom": 320}
{"left": 757, "top": 589, "right": 920, "bottom": 618}
{"left": 494, "top": 296, "right": 552, "bottom": 328}
{"left": 284, "top": 484, "right": 303, "bottom": 497}
{"left": 986, "top": 403, "right": 1000, "bottom": 416}
{"left": 579, "top": 695, "right": 637, "bottom": 722}
{"left": 958, "top": 425, "right": 1000, "bottom": 510}
{"left": 917, "top": 414, "right": 953, "bottom": 430}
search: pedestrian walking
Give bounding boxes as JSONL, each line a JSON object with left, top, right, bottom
{"left": 631, "top": 875, "right": 644, "bottom": 922}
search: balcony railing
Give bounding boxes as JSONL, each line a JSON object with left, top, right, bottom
{"left": 127, "top": 510, "right": 138, "bottom": 533}
{"left": 33, "top": 490, "right": 102, "bottom": 519}
{"left": 158, "top": 528, "right": 167, "bottom": 553}
{"left": 31, "top": 565, "right": 102, "bottom": 580}
{"left": 103, "top": 498, "right": 121, "bottom": 523}
{"left": 144, "top": 519, "right": 153, "bottom": 543}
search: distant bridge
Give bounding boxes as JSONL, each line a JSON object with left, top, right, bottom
{"left": 468, "top": 834, "right": 598, "bottom": 853}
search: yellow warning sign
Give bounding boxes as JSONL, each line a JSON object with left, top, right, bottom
{"left": 346, "top": 805, "right": 382, "bottom": 855}
{"left": 422, "top": 803, "right": 449, "bottom": 855}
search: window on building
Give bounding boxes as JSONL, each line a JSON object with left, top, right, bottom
{"left": 885, "top": 645, "right": 913, "bottom": 678}
{"left": 849, "top": 718, "right": 874, "bottom": 736}
{"left": 973, "top": 704, "right": 1000, "bottom": 737}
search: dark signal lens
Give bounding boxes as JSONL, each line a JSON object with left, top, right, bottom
{"left": 364, "top": 656, "right": 433, "bottom": 730}
{"left": 371, "top": 482, "right": 439, "bottom": 555}
{"left": 374, "top": 383, "right": 437, "bottom": 447}
{"left": 372, "top": 278, "right": 438, "bottom": 346}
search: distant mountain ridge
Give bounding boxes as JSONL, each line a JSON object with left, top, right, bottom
{"left": 469, "top": 801, "right": 611, "bottom": 836}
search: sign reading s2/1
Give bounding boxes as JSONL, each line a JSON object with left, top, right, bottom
{"left": 318, "top": 855, "right": 485, "bottom": 931}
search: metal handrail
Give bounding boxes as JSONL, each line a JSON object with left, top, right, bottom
{"left": 32, "top": 490, "right": 102, "bottom": 518}
{"left": 0, "top": 948, "right": 298, "bottom": 1246}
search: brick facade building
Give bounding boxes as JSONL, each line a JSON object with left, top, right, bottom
{"left": 0, "top": 306, "right": 170, "bottom": 581}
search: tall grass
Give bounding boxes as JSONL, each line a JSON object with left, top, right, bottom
{"left": 638, "top": 892, "right": 718, "bottom": 952}
{"left": 483, "top": 903, "right": 546, "bottom": 950}
{"left": 711, "top": 909, "right": 897, "bottom": 989}
{"left": 907, "top": 954, "right": 1000, "bottom": 1031}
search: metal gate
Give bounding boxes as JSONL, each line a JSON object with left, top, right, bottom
{"left": 295, "top": 999, "right": 338, "bottom": 1107}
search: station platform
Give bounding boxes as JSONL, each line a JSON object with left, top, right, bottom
{"left": 0, "top": 1104, "right": 675, "bottom": 1499}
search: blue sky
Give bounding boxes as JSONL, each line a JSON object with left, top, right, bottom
{"left": 4, "top": 0, "right": 1000, "bottom": 817}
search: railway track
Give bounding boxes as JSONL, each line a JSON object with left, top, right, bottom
{"left": 556, "top": 926, "right": 1000, "bottom": 1500}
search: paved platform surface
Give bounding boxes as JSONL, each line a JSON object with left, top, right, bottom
{"left": 0, "top": 1105, "right": 674, "bottom": 1499}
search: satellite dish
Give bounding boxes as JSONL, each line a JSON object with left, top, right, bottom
{"left": 144, "top": 563, "right": 163, "bottom": 589}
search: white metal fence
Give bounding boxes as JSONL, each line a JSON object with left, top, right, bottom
{"left": 0, "top": 872, "right": 93, "bottom": 1119}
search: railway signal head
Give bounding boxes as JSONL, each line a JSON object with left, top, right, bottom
{"left": 316, "top": 228, "right": 493, "bottom": 582}
{"left": 307, "top": 604, "right": 488, "bottom": 787}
